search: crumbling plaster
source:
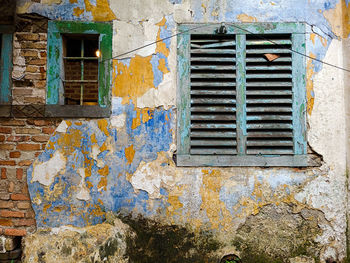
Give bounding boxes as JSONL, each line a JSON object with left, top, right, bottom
{"left": 17, "top": 0, "right": 350, "bottom": 261}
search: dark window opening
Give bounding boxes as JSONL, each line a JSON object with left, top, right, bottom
{"left": 63, "top": 34, "right": 99, "bottom": 105}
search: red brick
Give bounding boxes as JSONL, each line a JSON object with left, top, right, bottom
{"left": 0, "top": 127, "right": 12, "bottom": 133}
{"left": 35, "top": 152, "right": 41, "bottom": 157}
{"left": 1, "top": 168, "right": 6, "bottom": 179}
{"left": 0, "top": 135, "right": 5, "bottom": 142}
{"left": 31, "top": 135, "right": 50, "bottom": 142}
{"left": 0, "top": 193, "right": 10, "bottom": 200}
{"left": 0, "top": 228, "right": 3, "bottom": 235}
{"left": 0, "top": 219, "right": 13, "bottom": 226}
{"left": 17, "top": 201, "right": 31, "bottom": 209}
{"left": 8, "top": 182, "right": 14, "bottom": 193}
{"left": 7, "top": 135, "right": 30, "bottom": 142}
{"left": 26, "top": 65, "right": 39, "bottom": 73}
{"left": 16, "top": 33, "right": 39, "bottom": 41}
{"left": 0, "top": 160, "right": 16, "bottom": 166}
{"left": 0, "top": 200, "right": 14, "bottom": 209}
{"left": 16, "top": 168, "right": 23, "bottom": 180}
{"left": 16, "top": 143, "right": 41, "bottom": 151}
{"left": 33, "top": 80, "right": 46, "bottom": 89}
{"left": 25, "top": 210, "right": 35, "bottom": 219}
{"left": 29, "top": 59, "right": 46, "bottom": 65}
{"left": 23, "top": 97, "right": 45, "bottom": 104}
{"left": 0, "top": 210, "right": 25, "bottom": 218}
{"left": 4, "top": 228, "right": 26, "bottom": 236}
{"left": 13, "top": 219, "right": 35, "bottom": 227}
{"left": 15, "top": 128, "right": 41, "bottom": 134}
{"left": 39, "top": 66, "right": 46, "bottom": 73}
{"left": 9, "top": 151, "right": 21, "bottom": 158}
{"left": 33, "top": 120, "right": 51, "bottom": 126}
{"left": 42, "top": 127, "right": 56, "bottom": 134}
{"left": 40, "top": 51, "right": 47, "bottom": 58}
{"left": 18, "top": 160, "right": 33, "bottom": 166}
{"left": 21, "top": 50, "right": 38, "bottom": 57}
{"left": 0, "top": 144, "right": 15, "bottom": 150}
{"left": 12, "top": 88, "right": 33, "bottom": 96}
{"left": 24, "top": 73, "right": 44, "bottom": 80}
{"left": 11, "top": 194, "right": 30, "bottom": 201}
{"left": 0, "top": 120, "right": 26, "bottom": 126}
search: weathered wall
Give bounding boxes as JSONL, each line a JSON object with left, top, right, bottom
{"left": 9, "top": 0, "right": 350, "bottom": 262}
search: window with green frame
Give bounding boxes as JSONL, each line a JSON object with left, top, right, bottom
{"left": 177, "top": 23, "right": 310, "bottom": 167}
{"left": 46, "top": 21, "right": 112, "bottom": 117}
{"left": 0, "top": 26, "right": 13, "bottom": 105}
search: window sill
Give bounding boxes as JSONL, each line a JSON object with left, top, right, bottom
{"left": 176, "top": 154, "right": 321, "bottom": 167}
{"left": 0, "top": 105, "right": 110, "bottom": 118}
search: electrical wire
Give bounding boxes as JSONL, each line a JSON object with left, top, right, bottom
{"left": 228, "top": 23, "right": 350, "bottom": 73}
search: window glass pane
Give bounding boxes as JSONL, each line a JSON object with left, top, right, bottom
{"left": 84, "top": 38, "right": 99, "bottom": 57}
{"left": 66, "top": 38, "right": 81, "bottom": 57}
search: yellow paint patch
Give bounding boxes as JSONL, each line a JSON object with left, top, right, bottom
{"left": 98, "top": 165, "right": 109, "bottom": 176}
{"left": 70, "top": 0, "right": 77, "bottom": 3}
{"left": 72, "top": 6, "right": 85, "bottom": 17}
{"left": 83, "top": 0, "right": 116, "bottom": 21}
{"left": 166, "top": 186, "right": 184, "bottom": 219}
{"left": 323, "top": 0, "right": 350, "bottom": 38}
{"left": 158, "top": 58, "right": 170, "bottom": 74}
{"left": 200, "top": 169, "right": 232, "bottom": 230}
{"left": 43, "top": 204, "right": 51, "bottom": 213}
{"left": 237, "top": 13, "right": 258, "bottom": 22}
{"left": 98, "top": 176, "right": 107, "bottom": 191}
{"left": 310, "top": 33, "right": 316, "bottom": 44}
{"left": 112, "top": 55, "right": 155, "bottom": 104}
{"left": 306, "top": 52, "right": 316, "bottom": 115}
{"left": 131, "top": 108, "right": 154, "bottom": 129}
{"left": 91, "top": 134, "right": 97, "bottom": 144}
{"left": 98, "top": 119, "right": 109, "bottom": 136}
{"left": 270, "top": 1, "right": 276, "bottom": 5}
{"left": 125, "top": 145, "right": 135, "bottom": 164}
{"left": 86, "top": 181, "right": 93, "bottom": 189}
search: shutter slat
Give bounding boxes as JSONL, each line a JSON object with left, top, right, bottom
{"left": 191, "top": 98, "right": 236, "bottom": 104}
{"left": 246, "top": 115, "right": 292, "bottom": 121}
{"left": 247, "top": 131, "right": 293, "bottom": 138}
{"left": 191, "top": 57, "right": 235, "bottom": 62}
{"left": 246, "top": 74, "right": 292, "bottom": 79}
{"left": 247, "top": 140, "right": 293, "bottom": 146}
{"left": 194, "top": 41, "right": 236, "bottom": 49}
{"left": 246, "top": 57, "right": 291, "bottom": 62}
{"left": 246, "top": 39, "right": 291, "bottom": 45}
{"left": 246, "top": 65, "right": 292, "bottom": 70}
{"left": 191, "top": 148, "right": 237, "bottom": 155}
{"left": 191, "top": 90, "right": 236, "bottom": 96}
{"left": 247, "top": 107, "right": 292, "bottom": 112}
{"left": 191, "top": 114, "right": 236, "bottom": 121}
{"left": 246, "top": 48, "right": 291, "bottom": 54}
{"left": 247, "top": 123, "right": 293, "bottom": 129}
{"left": 191, "top": 123, "right": 236, "bottom": 129}
{"left": 246, "top": 98, "right": 292, "bottom": 104}
{"left": 191, "top": 140, "right": 237, "bottom": 146}
{"left": 191, "top": 65, "right": 236, "bottom": 70}
{"left": 191, "top": 82, "right": 236, "bottom": 87}
{"left": 191, "top": 49, "right": 235, "bottom": 54}
{"left": 191, "top": 131, "right": 236, "bottom": 138}
{"left": 191, "top": 73, "right": 236, "bottom": 79}
{"left": 191, "top": 106, "right": 236, "bottom": 112}
{"left": 246, "top": 90, "right": 292, "bottom": 95}
{"left": 246, "top": 82, "right": 291, "bottom": 87}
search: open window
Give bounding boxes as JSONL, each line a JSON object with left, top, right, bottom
{"left": 46, "top": 21, "right": 112, "bottom": 117}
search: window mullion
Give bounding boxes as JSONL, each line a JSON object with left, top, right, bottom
{"left": 235, "top": 34, "right": 247, "bottom": 155}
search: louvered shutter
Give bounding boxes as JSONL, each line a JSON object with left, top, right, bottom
{"left": 245, "top": 34, "right": 294, "bottom": 155}
{"left": 190, "top": 34, "right": 237, "bottom": 155}
{"left": 177, "top": 23, "right": 307, "bottom": 167}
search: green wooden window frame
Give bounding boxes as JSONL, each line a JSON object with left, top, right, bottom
{"left": 177, "top": 23, "right": 310, "bottom": 167}
{"left": 0, "top": 26, "right": 13, "bottom": 104}
{"left": 46, "top": 21, "right": 112, "bottom": 117}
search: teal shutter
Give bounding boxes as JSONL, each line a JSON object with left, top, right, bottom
{"left": 177, "top": 23, "right": 307, "bottom": 167}
{"left": 0, "top": 30, "right": 13, "bottom": 104}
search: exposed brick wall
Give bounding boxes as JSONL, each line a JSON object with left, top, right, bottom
{"left": 0, "top": 118, "right": 61, "bottom": 236}
{"left": 0, "top": 15, "right": 61, "bottom": 236}
{"left": 64, "top": 59, "right": 99, "bottom": 105}
{"left": 12, "top": 15, "right": 47, "bottom": 105}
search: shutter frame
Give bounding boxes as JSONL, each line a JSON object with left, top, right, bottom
{"left": 177, "top": 23, "right": 309, "bottom": 167}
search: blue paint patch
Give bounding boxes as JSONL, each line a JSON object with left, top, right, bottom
{"left": 168, "top": 0, "right": 182, "bottom": 3}
{"left": 28, "top": 104, "right": 174, "bottom": 228}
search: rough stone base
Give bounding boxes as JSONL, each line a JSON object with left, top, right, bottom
{"left": 22, "top": 218, "right": 131, "bottom": 263}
